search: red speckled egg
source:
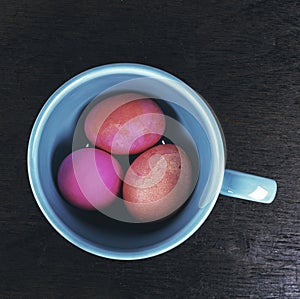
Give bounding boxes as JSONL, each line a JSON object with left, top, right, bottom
{"left": 84, "top": 93, "right": 166, "bottom": 155}
{"left": 57, "top": 148, "right": 122, "bottom": 210}
{"left": 123, "top": 144, "right": 193, "bottom": 222}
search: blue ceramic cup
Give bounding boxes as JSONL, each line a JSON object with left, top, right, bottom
{"left": 28, "top": 63, "right": 277, "bottom": 260}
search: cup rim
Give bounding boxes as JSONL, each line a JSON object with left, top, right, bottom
{"left": 27, "top": 63, "right": 226, "bottom": 260}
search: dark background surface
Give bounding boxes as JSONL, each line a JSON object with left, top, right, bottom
{"left": 1, "top": 0, "right": 299, "bottom": 298}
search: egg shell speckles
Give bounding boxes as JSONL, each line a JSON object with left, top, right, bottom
{"left": 84, "top": 93, "right": 166, "bottom": 155}
{"left": 57, "top": 148, "right": 122, "bottom": 210}
{"left": 123, "top": 144, "right": 193, "bottom": 222}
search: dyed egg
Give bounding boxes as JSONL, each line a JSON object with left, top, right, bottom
{"left": 57, "top": 148, "right": 122, "bottom": 210}
{"left": 84, "top": 93, "right": 166, "bottom": 155}
{"left": 123, "top": 144, "right": 193, "bottom": 222}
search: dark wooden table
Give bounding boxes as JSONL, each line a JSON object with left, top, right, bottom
{"left": 1, "top": 0, "right": 299, "bottom": 298}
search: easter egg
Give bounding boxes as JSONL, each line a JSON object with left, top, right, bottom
{"left": 57, "top": 148, "right": 122, "bottom": 210}
{"left": 84, "top": 93, "right": 166, "bottom": 155}
{"left": 123, "top": 144, "right": 193, "bottom": 222}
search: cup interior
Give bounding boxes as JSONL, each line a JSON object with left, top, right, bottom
{"left": 29, "top": 65, "right": 225, "bottom": 259}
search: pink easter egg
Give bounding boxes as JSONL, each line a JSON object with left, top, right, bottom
{"left": 57, "top": 148, "right": 122, "bottom": 210}
{"left": 84, "top": 93, "right": 166, "bottom": 155}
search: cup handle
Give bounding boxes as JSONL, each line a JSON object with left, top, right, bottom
{"left": 220, "top": 169, "right": 277, "bottom": 203}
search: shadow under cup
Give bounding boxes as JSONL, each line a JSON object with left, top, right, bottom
{"left": 28, "top": 64, "right": 225, "bottom": 259}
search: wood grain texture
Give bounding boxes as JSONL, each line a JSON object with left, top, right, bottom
{"left": 1, "top": 0, "right": 299, "bottom": 298}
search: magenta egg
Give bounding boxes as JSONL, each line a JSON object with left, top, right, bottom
{"left": 84, "top": 93, "right": 166, "bottom": 155}
{"left": 57, "top": 148, "right": 122, "bottom": 210}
